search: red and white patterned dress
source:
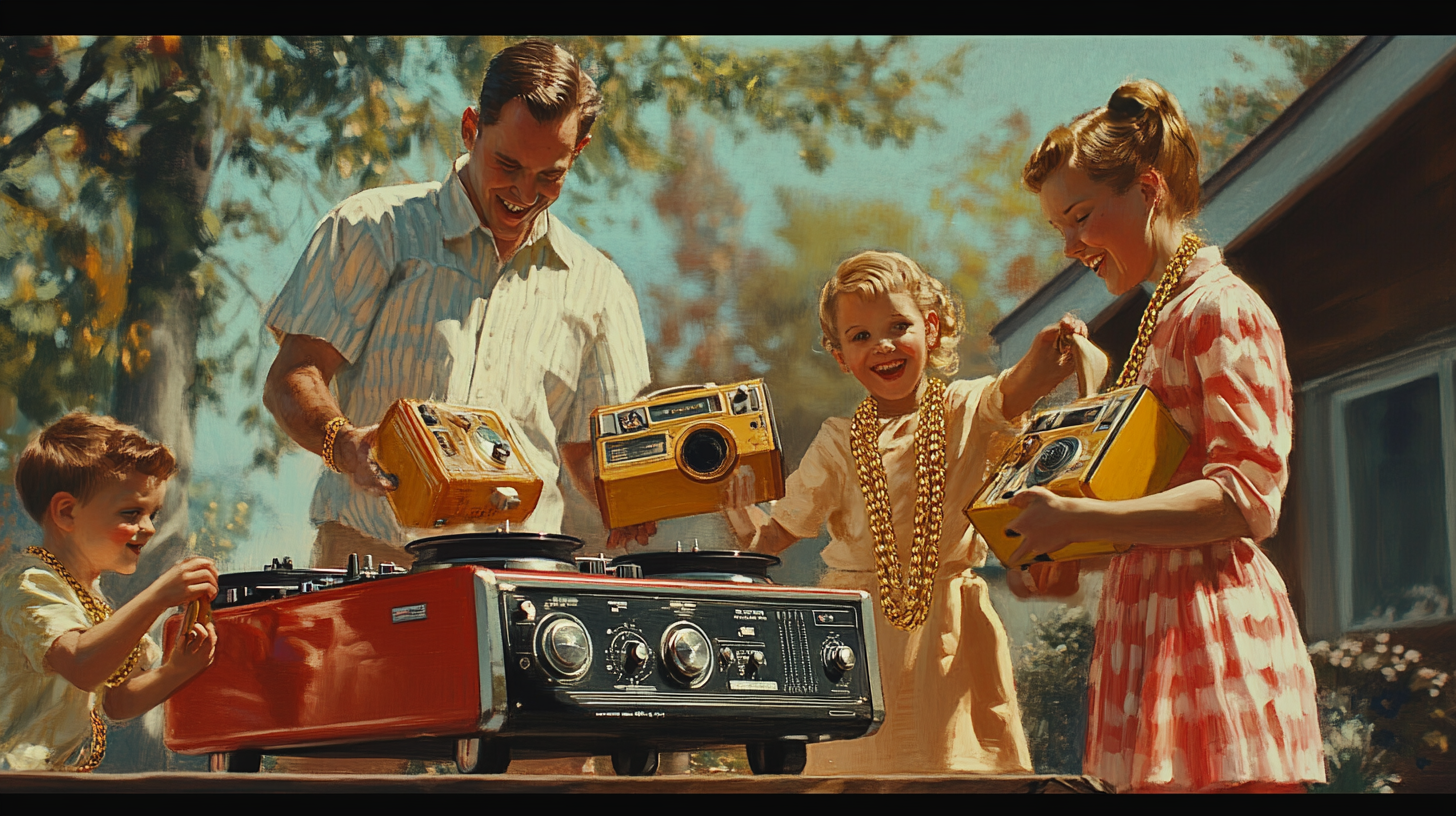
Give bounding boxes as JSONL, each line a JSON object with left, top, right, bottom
{"left": 1083, "top": 246, "right": 1326, "bottom": 792}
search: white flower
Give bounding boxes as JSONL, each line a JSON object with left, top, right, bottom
{"left": 1382, "top": 667, "right": 1397, "bottom": 681}
{"left": 1419, "top": 667, "right": 1438, "bottom": 679}
{"left": 1407, "top": 650, "right": 1422, "bottom": 663}
{"left": 1376, "top": 644, "right": 1389, "bottom": 654}
{"left": 1376, "top": 632, "right": 1391, "bottom": 643}
{"left": 1342, "top": 657, "right": 1354, "bottom": 668}
{"left": 1361, "top": 654, "right": 1380, "bottom": 670}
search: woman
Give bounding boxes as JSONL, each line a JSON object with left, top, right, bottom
{"left": 1010, "top": 79, "right": 1325, "bottom": 793}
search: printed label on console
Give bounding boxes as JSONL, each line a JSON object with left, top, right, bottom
{"left": 391, "top": 603, "right": 427, "bottom": 623}
{"left": 733, "top": 608, "right": 767, "bottom": 621}
{"left": 729, "top": 680, "right": 779, "bottom": 691}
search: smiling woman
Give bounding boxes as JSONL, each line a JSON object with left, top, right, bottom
{"left": 1016, "top": 79, "right": 1326, "bottom": 793}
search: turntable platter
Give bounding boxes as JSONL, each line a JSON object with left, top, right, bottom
{"left": 610, "top": 550, "right": 781, "bottom": 584}
{"left": 406, "top": 532, "right": 584, "bottom": 573}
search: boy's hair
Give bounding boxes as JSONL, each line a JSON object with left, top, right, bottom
{"left": 818, "top": 250, "right": 965, "bottom": 376}
{"left": 14, "top": 412, "right": 177, "bottom": 524}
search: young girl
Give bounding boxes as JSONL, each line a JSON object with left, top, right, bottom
{"left": 724, "top": 250, "right": 1079, "bottom": 775}
{"left": 1011, "top": 80, "right": 1325, "bottom": 792}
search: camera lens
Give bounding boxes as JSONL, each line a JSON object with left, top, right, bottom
{"left": 681, "top": 428, "right": 730, "bottom": 476}
{"left": 1029, "top": 438, "right": 1080, "bottom": 486}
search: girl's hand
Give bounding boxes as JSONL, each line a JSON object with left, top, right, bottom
{"left": 1005, "top": 487, "right": 1086, "bottom": 565}
{"left": 1006, "top": 560, "right": 1081, "bottom": 599}
{"left": 1002, "top": 314, "right": 1088, "bottom": 419}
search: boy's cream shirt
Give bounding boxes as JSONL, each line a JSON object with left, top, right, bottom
{"left": 0, "top": 557, "right": 160, "bottom": 771}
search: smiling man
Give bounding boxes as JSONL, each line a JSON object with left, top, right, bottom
{"left": 263, "top": 40, "right": 653, "bottom": 569}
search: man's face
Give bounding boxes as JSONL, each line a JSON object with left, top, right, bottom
{"left": 460, "top": 98, "right": 587, "bottom": 253}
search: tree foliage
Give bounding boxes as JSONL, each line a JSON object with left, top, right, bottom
{"left": 1197, "top": 36, "right": 1360, "bottom": 176}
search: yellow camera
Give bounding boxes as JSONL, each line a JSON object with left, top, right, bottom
{"left": 966, "top": 385, "right": 1189, "bottom": 568}
{"left": 373, "top": 399, "right": 543, "bottom": 530}
{"left": 592, "top": 381, "right": 786, "bottom": 529}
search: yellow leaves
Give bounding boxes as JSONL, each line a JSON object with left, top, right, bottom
{"left": 120, "top": 320, "right": 152, "bottom": 375}
{"left": 264, "top": 38, "right": 282, "bottom": 62}
{"left": 1424, "top": 731, "right": 1450, "bottom": 753}
{"left": 201, "top": 209, "right": 222, "bottom": 244}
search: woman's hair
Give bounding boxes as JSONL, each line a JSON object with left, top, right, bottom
{"left": 1022, "top": 79, "right": 1201, "bottom": 221}
{"left": 817, "top": 250, "right": 965, "bottom": 376}
{"left": 14, "top": 411, "right": 177, "bottom": 524}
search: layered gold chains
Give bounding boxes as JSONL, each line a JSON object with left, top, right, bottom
{"left": 1115, "top": 233, "right": 1203, "bottom": 388}
{"left": 25, "top": 546, "right": 146, "bottom": 772}
{"left": 849, "top": 377, "right": 947, "bottom": 631}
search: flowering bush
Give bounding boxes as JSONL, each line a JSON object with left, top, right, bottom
{"left": 1014, "top": 605, "right": 1096, "bottom": 773}
{"left": 1309, "top": 633, "right": 1454, "bottom": 792}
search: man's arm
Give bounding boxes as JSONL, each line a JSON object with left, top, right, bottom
{"left": 263, "top": 334, "right": 395, "bottom": 495}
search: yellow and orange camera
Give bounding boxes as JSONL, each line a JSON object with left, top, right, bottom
{"left": 966, "top": 385, "right": 1189, "bottom": 568}
{"left": 592, "top": 381, "right": 786, "bottom": 529}
{"left": 373, "top": 399, "right": 543, "bottom": 530}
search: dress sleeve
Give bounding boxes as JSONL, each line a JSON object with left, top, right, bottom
{"left": 769, "top": 422, "right": 845, "bottom": 541}
{"left": 558, "top": 264, "right": 652, "bottom": 445}
{"left": 1186, "top": 285, "right": 1294, "bottom": 541}
{"left": 264, "top": 205, "right": 395, "bottom": 365}
{"left": 1, "top": 570, "right": 92, "bottom": 675}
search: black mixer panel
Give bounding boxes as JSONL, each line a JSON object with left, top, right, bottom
{"left": 496, "top": 582, "right": 877, "bottom": 746}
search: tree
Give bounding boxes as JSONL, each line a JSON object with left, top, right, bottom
{"left": 1, "top": 37, "right": 965, "bottom": 768}
{"left": 1196, "top": 36, "right": 1360, "bottom": 176}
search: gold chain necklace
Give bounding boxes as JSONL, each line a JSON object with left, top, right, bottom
{"left": 849, "top": 376, "right": 947, "bottom": 631}
{"left": 25, "top": 546, "right": 145, "bottom": 772}
{"left": 1115, "top": 233, "right": 1203, "bottom": 388}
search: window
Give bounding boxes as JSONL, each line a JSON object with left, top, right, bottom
{"left": 1310, "top": 337, "right": 1456, "bottom": 631}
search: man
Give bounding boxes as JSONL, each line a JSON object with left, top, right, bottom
{"left": 264, "top": 40, "right": 653, "bottom": 569}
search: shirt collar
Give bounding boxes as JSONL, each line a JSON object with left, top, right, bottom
{"left": 440, "top": 153, "right": 555, "bottom": 257}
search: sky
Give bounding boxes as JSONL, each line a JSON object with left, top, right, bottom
{"left": 187, "top": 35, "right": 1298, "bottom": 572}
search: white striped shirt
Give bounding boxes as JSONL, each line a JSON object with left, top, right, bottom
{"left": 265, "top": 154, "right": 652, "bottom": 546}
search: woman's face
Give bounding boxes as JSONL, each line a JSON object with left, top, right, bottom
{"left": 1039, "top": 165, "right": 1160, "bottom": 296}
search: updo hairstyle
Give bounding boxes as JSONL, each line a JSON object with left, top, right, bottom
{"left": 817, "top": 250, "right": 965, "bottom": 376}
{"left": 1022, "top": 79, "right": 1201, "bottom": 222}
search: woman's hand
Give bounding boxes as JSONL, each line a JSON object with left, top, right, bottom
{"left": 1006, "top": 560, "right": 1082, "bottom": 599}
{"left": 1005, "top": 487, "right": 1087, "bottom": 565}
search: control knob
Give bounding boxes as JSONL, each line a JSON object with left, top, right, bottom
{"left": 538, "top": 615, "right": 592, "bottom": 680}
{"left": 661, "top": 622, "right": 713, "bottom": 687}
{"left": 824, "top": 643, "right": 856, "bottom": 677}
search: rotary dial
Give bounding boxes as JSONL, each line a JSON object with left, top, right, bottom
{"left": 537, "top": 615, "right": 592, "bottom": 680}
{"left": 661, "top": 622, "right": 713, "bottom": 687}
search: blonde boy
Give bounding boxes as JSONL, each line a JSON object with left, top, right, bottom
{"left": 1, "top": 412, "right": 218, "bottom": 771}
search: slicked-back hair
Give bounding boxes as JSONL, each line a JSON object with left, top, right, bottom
{"left": 478, "top": 40, "right": 603, "bottom": 140}
{"left": 14, "top": 412, "right": 177, "bottom": 524}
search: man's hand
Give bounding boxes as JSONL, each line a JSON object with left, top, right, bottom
{"left": 333, "top": 423, "right": 397, "bottom": 496}
{"left": 607, "top": 522, "right": 656, "bottom": 550}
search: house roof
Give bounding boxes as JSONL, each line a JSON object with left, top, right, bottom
{"left": 989, "top": 36, "right": 1456, "bottom": 363}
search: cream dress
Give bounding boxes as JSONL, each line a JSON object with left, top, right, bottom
{"left": 770, "top": 374, "right": 1032, "bottom": 775}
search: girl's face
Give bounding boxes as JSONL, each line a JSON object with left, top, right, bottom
{"left": 1039, "top": 165, "right": 1160, "bottom": 296}
{"left": 831, "top": 290, "right": 939, "bottom": 416}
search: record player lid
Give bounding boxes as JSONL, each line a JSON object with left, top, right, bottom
{"left": 610, "top": 550, "right": 781, "bottom": 584}
{"left": 406, "top": 531, "right": 584, "bottom": 573}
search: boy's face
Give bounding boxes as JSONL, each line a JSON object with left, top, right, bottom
{"left": 63, "top": 470, "right": 168, "bottom": 576}
{"left": 831, "top": 290, "right": 939, "bottom": 416}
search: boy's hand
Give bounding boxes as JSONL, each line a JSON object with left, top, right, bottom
{"left": 150, "top": 557, "right": 219, "bottom": 610}
{"left": 167, "top": 621, "right": 218, "bottom": 677}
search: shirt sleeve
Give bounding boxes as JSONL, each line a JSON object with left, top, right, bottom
{"left": 264, "top": 204, "right": 395, "bottom": 364}
{"left": 1, "top": 569, "right": 92, "bottom": 675}
{"left": 1186, "top": 285, "right": 1294, "bottom": 541}
{"left": 770, "top": 422, "right": 845, "bottom": 541}
{"left": 559, "top": 263, "right": 653, "bottom": 444}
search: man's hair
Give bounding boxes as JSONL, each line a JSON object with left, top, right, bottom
{"left": 477, "top": 39, "right": 603, "bottom": 141}
{"left": 14, "top": 412, "right": 177, "bottom": 524}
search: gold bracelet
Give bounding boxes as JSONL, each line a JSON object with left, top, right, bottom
{"left": 321, "top": 416, "right": 350, "bottom": 473}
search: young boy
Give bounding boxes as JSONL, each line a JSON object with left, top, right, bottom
{"left": 1, "top": 412, "right": 218, "bottom": 772}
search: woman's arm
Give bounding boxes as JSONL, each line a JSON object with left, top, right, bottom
{"left": 1005, "top": 479, "right": 1252, "bottom": 564}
